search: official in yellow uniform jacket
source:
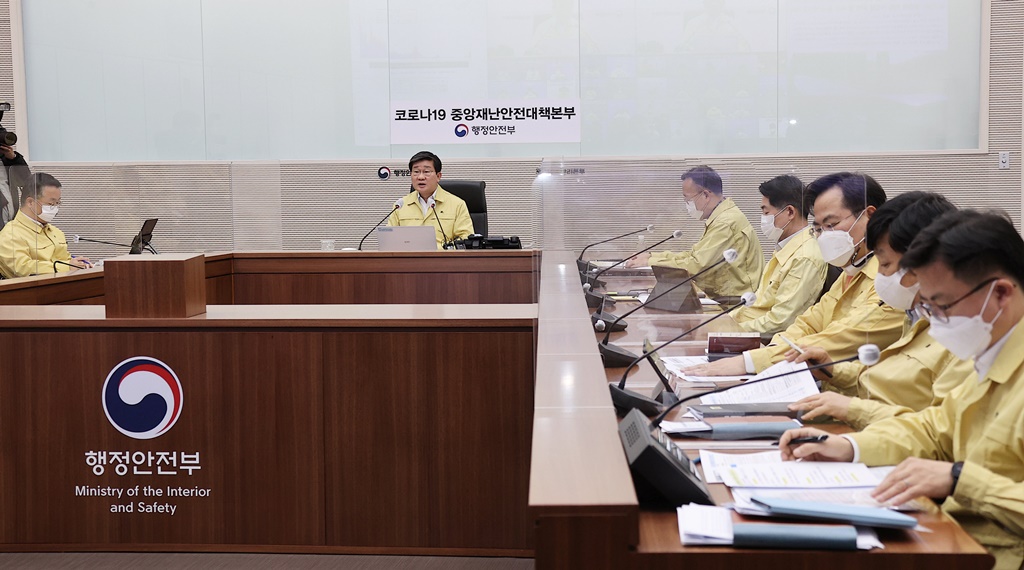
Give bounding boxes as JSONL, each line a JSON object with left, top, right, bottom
{"left": 685, "top": 172, "right": 904, "bottom": 377}
{"left": 387, "top": 151, "right": 474, "bottom": 249}
{"left": 0, "top": 172, "right": 91, "bottom": 278}
{"left": 733, "top": 175, "right": 827, "bottom": 337}
{"left": 780, "top": 211, "right": 1024, "bottom": 570}
{"left": 786, "top": 192, "right": 971, "bottom": 429}
{"left": 628, "top": 165, "right": 763, "bottom": 299}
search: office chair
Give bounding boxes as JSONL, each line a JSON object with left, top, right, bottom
{"left": 440, "top": 180, "right": 488, "bottom": 237}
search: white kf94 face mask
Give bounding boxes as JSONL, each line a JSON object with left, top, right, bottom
{"left": 928, "top": 282, "right": 1003, "bottom": 361}
{"left": 874, "top": 267, "right": 920, "bottom": 311}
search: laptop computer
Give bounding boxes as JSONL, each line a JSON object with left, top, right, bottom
{"left": 376, "top": 226, "right": 437, "bottom": 251}
{"left": 129, "top": 218, "right": 158, "bottom": 254}
{"left": 646, "top": 266, "right": 702, "bottom": 313}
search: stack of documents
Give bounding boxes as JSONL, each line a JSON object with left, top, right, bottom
{"left": 677, "top": 504, "right": 883, "bottom": 550}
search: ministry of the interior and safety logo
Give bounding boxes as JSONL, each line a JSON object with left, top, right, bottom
{"left": 102, "top": 357, "right": 183, "bottom": 440}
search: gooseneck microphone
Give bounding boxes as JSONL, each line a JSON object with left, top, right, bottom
{"left": 648, "top": 344, "right": 882, "bottom": 429}
{"left": 610, "top": 292, "right": 756, "bottom": 416}
{"left": 73, "top": 235, "right": 134, "bottom": 249}
{"left": 596, "top": 249, "right": 740, "bottom": 368}
{"left": 357, "top": 201, "right": 402, "bottom": 251}
{"left": 53, "top": 259, "right": 83, "bottom": 273}
{"left": 430, "top": 201, "right": 452, "bottom": 249}
{"left": 577, "top": 224, "right": 654, "bottom": 272}
{"left": 583, "top": 230, "right": 685, "bottom": 308}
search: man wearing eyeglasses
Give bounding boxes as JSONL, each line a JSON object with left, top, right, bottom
{"left": 0, "top": 172, "right": 91, "bottom": 278}
{"left": 685, "top": 172, "right": 905, "bottom": 376}
{"left": 626, "top": 165, "right": 764, "bottom": 299}
{"left": 784, "top": 192, "right": 973, "bottom": 429}
{"left": 387, "top": 151, "right": 474, "bottom": 249}
{"left": 780, "top": 210, "right": 1024, "bottom": 569}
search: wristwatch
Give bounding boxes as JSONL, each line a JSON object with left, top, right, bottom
{"left": 951, "top": 461, "right": 965, "bottom": 492}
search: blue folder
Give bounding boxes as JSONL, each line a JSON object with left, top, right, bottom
{"left": 733, "top": 523, "right": 858, "bottom": 550}
{"left": 750, "top": 496, "right": 917, "bottom": 529}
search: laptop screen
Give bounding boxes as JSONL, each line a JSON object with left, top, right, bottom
{"left": 376, "top": 226, "right": 437, "bottom": 251}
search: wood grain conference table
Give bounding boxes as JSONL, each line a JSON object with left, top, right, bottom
{"left": 0, "top": 251, "right": 540, "bottom": 556}
{"left": 0, "top": 250, "right": 540, "bottom": 306}
{"left": 531, "top": 250, "right": 994, "bottom": 570}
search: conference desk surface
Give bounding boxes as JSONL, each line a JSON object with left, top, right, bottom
{"left": 531, "top": 251, "right": 994, "bottom": 570}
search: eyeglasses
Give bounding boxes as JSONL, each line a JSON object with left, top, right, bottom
{"left": 808, "top": 210, "right": 861, "bottom": 238}
{"left": 411, "top": 169, "right": 436, "bottom": 177}
{"left": 915, "top": 277, "right": 998, "bottom": 323}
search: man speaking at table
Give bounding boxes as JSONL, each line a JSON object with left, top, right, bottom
{"left": 627, "top": 165, "right": 763, "bottom": 299}
{"left": 0, "top": 172, "right": 91, "bottom": 278}
{"left": 388, "top": 151, "right": 474, "bottom": 249}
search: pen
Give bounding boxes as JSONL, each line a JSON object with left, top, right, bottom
{"left": 773, "top": 434, "right": 830, "bottom": 446}
{"left": 779, "top": 335, "right": 832, "bottom": 378}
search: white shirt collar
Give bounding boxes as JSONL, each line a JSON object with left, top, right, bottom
{"left": 417, "top": 190, "right": 437, "bottom": 217}
{"left": 975, "top": 323, "right": 1017, "bottom": 381}
{"left": 776, "top": 231, "right": 798, "bottom": 250}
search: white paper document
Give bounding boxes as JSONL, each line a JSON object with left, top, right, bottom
{"left": 677, "top": 504, "right": 734, "bottom": 545}
{"left": 730, "top": 487, "right": 926, "bottom": 513}
{"left": 660, "top": 420, "right": 712, "bottom": 434}
{"left": 718, "top": 462, "right": 878, "bottom": 488}
{"left": 698, "top": 450, "right": 782, "bottom": 484}
{"left": 699, "top": 360, "right": 818, "bottom": 405}
{"left": 661, "top": 355, "right": 749, "bottom": 384}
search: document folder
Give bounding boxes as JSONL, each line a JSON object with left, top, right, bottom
{"left": 689, "top": 403, "right": 802, "bottom": 420}
{"left": 750, "top": 496, "right": 918, "bottom": 529}
{"left": 732, "top": 523, "right": 858, "bottom": 550}
{"left": 683, "top": 421, "right": 799, "bottom": 440}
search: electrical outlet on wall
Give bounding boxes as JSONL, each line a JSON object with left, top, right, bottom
{"left": 999, "top": 151, "right": 1010, "bottom": 169}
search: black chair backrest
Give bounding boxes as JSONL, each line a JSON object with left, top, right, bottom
{"left": 441, "top": 180, "right": 487, "bottom": 236}
{"left": 819, "top": 264, "right": 843, "bottom": 302}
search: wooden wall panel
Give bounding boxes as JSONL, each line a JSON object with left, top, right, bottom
{"left": 323, "top": 330, "right": 535, "bottom": 551}
{"left": 0, "top": 331, "right": 324, "bottom": 545}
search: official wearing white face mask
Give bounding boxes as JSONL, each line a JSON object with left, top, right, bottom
{"left": 734, "top": 177, "right": 828, "bottom": 338}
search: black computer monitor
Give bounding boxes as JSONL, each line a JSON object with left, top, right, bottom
{"left": 129, "top": 218, "right": 158, "bottom": 254}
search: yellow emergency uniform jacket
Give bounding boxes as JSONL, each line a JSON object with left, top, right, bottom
{"left": 733, "top": 229, "right": 827, "bottom": 337}
{"left": 826, "top": 315, "right": 973, "bottom": 429}
{"left": 851, "top": 319, "right": 1024, "bottom": 570}
{"left": 0, "top": 210, "right": 73, "bottom": 278}
{"left": 748, "top": 256, "right": 905, "bottom": 372}
{"left": 648, "top": 198, "right": 763, "bottom": 298}
{"left": 387, "top": 186, "right": 474, "bottom": 249}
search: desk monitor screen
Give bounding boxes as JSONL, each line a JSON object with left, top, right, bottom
{"left": 129, "top": 218, "right": 158, "bottom": 255}
{"left": 376, "top": 226, "right": 437, "bottom": 251}
{"left": 646, "top": 266, "right": 701, "bottom": 313}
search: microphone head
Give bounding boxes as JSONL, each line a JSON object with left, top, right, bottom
{"left": 645, "top": 224, "right": 655, "bottom": 232}
{"left": 672, "top": 229, "right": 684, "bottom": 239}
{"left": 723, "top": 248, "right": 739, "bottom": 264}
{"left": 582, "top": 282, "right": 592, "bottom": 292}
{"left": 394, "top": 199, "right": 403, "bottom": 209}
{"left": 594, "top": 319, "right": 606, "bottom": 332}
{"left": 740, "top": 292, "right": 757, "bottom": 306}
{"left": 73, "top": 234, "right": 81, "bottom": 243}
{"left": 858, "top": 344, "right": 881, "bottom": 366}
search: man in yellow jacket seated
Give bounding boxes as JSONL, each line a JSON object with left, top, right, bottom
{"left": 627, "top": 165, "right": 763, "bottom": 299}
{"left": 686, "top": 172, "right": 905, "bottom": 376}
{"left": 733, "top": 174, "right": 827, "bottom": 338}
{"left": 0, "top": 172, "right": 91, "bottom": 278}
{"left": 784, "top": 192, "right": 972, "bottom": 429}
{"left": 780, "top": 210, "right": 1024, "bottom": 570}
{"left": 387, "top": 151, "right": 474, "bottom": 249}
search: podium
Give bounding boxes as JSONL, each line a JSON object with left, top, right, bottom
{"left": 103, "top": 254, "right": 207, "bottom": 318}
